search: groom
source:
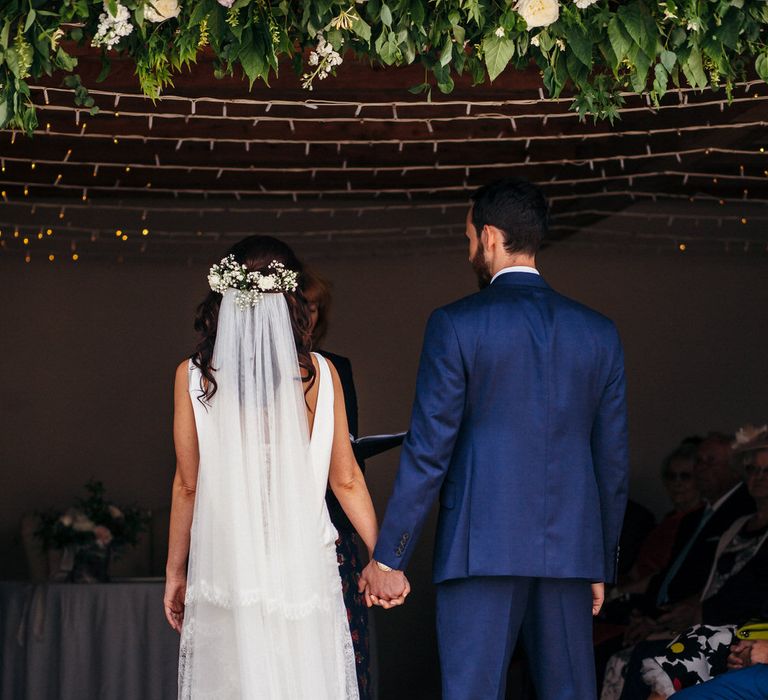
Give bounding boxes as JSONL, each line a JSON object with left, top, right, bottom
{"left": 360, "top": 178, "right": 629, "bottom": 699}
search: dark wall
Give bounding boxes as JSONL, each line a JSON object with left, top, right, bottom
{"left": 2, "top": 241, "right": 767, "bottom": 698}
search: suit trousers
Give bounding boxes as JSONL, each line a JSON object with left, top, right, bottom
{"left": 436, "top": 576, "right": 596, "bottom": 700}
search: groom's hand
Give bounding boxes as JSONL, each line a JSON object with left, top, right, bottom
{"left": 359, "top": 560, "right": 410, "bottom": 609}
{"left": 591, "top": 582, "right": 605, "bottom": 616}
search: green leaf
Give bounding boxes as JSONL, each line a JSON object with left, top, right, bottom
{"left": 1, "top": 21, "right": 10, "bottom": 50}
{"left": 351, "top": 15, "right": 372, "bottom": 43}
{"left": 683, "top": 46, "right": 707, "bottom": 88}
{"left": 97, "top": 57, "right": 111, "bottom": 82}
{"left": 482, "top": 33, "right": 515, "bottom": 81}
{"left": 717, "top": 7, "right": 743, "bottom": 50}
{"left": 568, "top": 24, "right": 593, "bottom": 68}
{"left": 627, "top": 43, "right": 650, "bottom": 92}
{"left": 452, "top": 24, "right": 465, "bottom": 46}
{"left": 24, "top": 10, "right": 36, "bottom": 33}
{"left": 439, "top": 35, "right": 453, "bottom": 67}
{"left": 55, "top": 47, "right": 78, "bottom": 72}
{"left": 0, "top": 98, "right": 8, "bottom": 128}
{"left": 618, "top": 1, "right": 657, "bottom": 60}
{"left": 756, "top": 53, "right": 768, "bottom": 82}
{"left": 607, "top": 17, "right": 631, "bottom": 63}
{"left": 653, "top": 62, "right": 668, "bottom": 98}
{"left": 380, "top": 3, "right": 392, "bottom": 27}
{"left": 660, "top": 49, "right": 676, "bottom": 72}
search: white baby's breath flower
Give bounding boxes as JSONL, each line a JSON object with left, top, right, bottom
{"left": 494, "top": 27, "right": 505, "bottom": 38}
{"left": 144, "top": 0, "right": 181, "bottom": 23}
{"left": 663, "top": 9, "right": 677, "bottom": 20}
{"left": 556, "top": 38, "right": 566, "bottom": 50}
{"left": 92, "top": 2, "right": 134, "bottom": 50}
{"left": 686, "top": 18, "right": 701, "bottom": 32}
{"left": 514, "top": 0, "right": 559, "bottom": 29}
{"left": 530, "top": 33, "right": 541, "bottom": 47}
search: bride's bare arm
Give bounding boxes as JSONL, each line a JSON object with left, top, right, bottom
{"left": 327, "top": 362, "right": 378, "bottom": 557}
{"left": 164, "top": 360, "right": 200, "bottom": 632}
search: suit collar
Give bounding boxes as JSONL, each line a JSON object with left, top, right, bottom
{"left": 490, "top": 271, "right": 550, "bottom": 290}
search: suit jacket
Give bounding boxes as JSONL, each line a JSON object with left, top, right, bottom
{"left": 648, "top": 482, "right": 756, "bottom": 605}
{"left": 373, "top": 272, "right": 630, "bottom": 584}
{"left": 319, "top": 350, "right": 362, "bottom": 535}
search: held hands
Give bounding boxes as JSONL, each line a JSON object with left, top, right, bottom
{"left": 164, "top": 575, "right": 187, "bottom": 633}
{"left": 358, "top": 560, "right": 411, "bottom": 609}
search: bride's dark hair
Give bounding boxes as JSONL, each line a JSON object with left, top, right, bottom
{"left": 192, "top": 235, "right": 315, "bottom": 402}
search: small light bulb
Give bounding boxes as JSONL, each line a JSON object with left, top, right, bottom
{"left": 115, "top": 229, "right": 122, "bottom": 237}
{"left": 48, "top": 254, "right": 55, "bottom": 262}
{"left": 25, "top": 254, "right": 31, "bottom": 263}
{"left": 37, "top": 232, "right": 43, "bottom": 240}
{"left": 72, "top": 253, "right": 79, "bottom": 262}
{"left": 125, "top": 166, "right": 131, "bottom": 172}
{"left": 679, "top": 243, "right": 686, "bottom": 252}
{"left": 46, "top": 228, "right": 53, "bottom": 236}
{"left": 113, "top": 138, "right": 119, "bottom": 144}
{"left": 741, "top": 217, "right": 748, "bottom": 224}
{"left": 30, "top": 162, "right": 36, "bottom": 170}
{"left": 141, "top": 228, "right": 149, "bottom": 236}
{"left": 23, "top": 237, "right": 29, "bottom": 245}
{"left": 23, "top": 186, "right": 29, "bottom": 196}
{"left": 121, "top": 234, "right": 128, "bottom": 241}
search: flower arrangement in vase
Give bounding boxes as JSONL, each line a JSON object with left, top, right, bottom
{"left": 35, "top": 480, "right": 149, "bottom": 583}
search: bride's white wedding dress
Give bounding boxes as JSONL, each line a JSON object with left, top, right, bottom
{"left": 178, "top": 290, "right": 358, "bottom": 699}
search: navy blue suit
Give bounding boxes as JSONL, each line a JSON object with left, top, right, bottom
{"left": 373, "top": 271, "right": 629, "bottom": 699}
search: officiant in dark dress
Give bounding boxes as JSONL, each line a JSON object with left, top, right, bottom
{"left": 304, "top": 270, "right": 371, "bottom": 700}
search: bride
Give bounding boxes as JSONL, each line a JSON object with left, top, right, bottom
{"left": 163, "top": 236, "right": 401, "bottom": 698}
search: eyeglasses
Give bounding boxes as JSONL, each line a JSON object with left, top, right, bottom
{"left": 663, "top": 471, "right": 694, "bottom": 482}
{"left": 745, "top": 464, "right": 768, "bottom": 478}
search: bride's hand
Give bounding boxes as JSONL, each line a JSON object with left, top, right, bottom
{"left": 164, "top": 575, "right": 187, "bottom": 633}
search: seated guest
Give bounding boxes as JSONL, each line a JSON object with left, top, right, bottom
{"left": 597, "top": 440, "right": 703, "bottom": 690}
{"left": 622, "top": 438, "right": 704, "bottom": 589}
{"left": 601, "top": 432, "right": 757, "bottom": 700}
{"left": 303, "top": 269, "right": 371, "bottom": 700}
{"left": 628, "top": 432, "right": 754, "bottom": 629}
{"left": 634, "top": 425, "right": 768, "bottom": 698}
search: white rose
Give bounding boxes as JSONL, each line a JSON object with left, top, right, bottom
{"left": 514, "top": 0, "right": 560, "bottom": 29}
{"left": 573, "top": 0, "right": 597, "bottom": 8}
{"left": 258, "top": 275, "right": 277, "bottom": 291}
{"left": 144, "top": 0, "right": 181, "bottom": 23}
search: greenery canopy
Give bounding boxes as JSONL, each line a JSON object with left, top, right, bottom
{"left": 1, "top": 0, "right": 768, "bottom": 134}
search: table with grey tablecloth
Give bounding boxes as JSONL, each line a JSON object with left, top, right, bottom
{"left": 0, "top": 580, "right": 179, "bottom": 700}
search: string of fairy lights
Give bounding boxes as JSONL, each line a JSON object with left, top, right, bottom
{"left": 2, "top": 82, "right": 768, "bottom": 263}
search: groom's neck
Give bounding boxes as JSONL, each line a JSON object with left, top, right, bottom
{"left": 490, "top": 254, "right": 537, "bottom": 277}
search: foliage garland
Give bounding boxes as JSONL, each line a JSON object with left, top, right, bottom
{"left": 1, "top": 0, "right": 768, "bottom": 134}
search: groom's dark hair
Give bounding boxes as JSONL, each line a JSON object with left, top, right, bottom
{"left": 470, "top": 178, "right": 548, "bottom": 255}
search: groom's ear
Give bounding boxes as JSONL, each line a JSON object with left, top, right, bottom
{"left": 482, "top": 224, "right": 502, "bottom": 250}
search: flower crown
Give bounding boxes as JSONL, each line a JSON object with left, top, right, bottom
{"left": 208, "top": 255, "right": 299, "bottom": 309}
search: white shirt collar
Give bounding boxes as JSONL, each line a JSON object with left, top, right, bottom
{"left": 491, "top": 266, "right": 540, "bottom": 284}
